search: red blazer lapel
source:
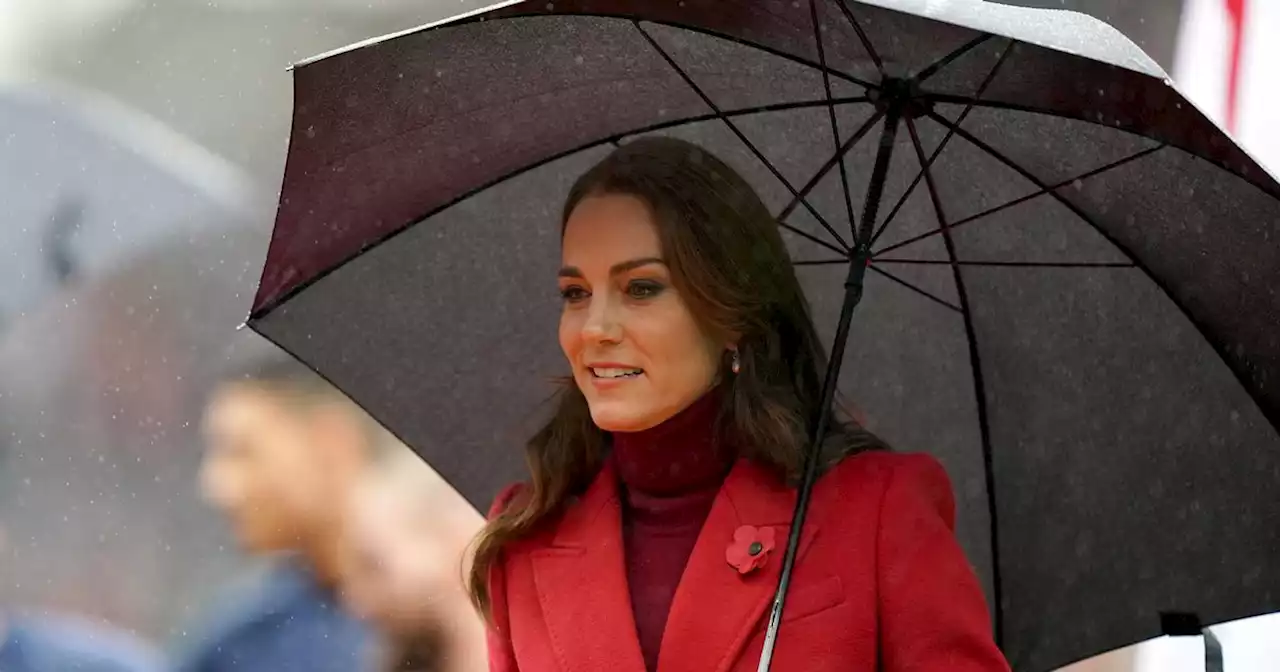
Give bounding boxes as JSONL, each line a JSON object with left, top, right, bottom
{"left": 530, "top": 461, "right": 648, "bottom": 672}
{"left": 657, "top": 460, "right": 819, "bottom": 672}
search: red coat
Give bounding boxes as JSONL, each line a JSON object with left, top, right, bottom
{"left": 485, "top": 451, "right": 1010, "bottom": 672}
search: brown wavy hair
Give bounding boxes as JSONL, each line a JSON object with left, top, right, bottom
{"left": 466, "top": 136, "right": 884, "bottom": 618}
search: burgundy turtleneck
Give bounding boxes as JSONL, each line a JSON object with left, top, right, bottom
{"left": 612, "top": 391, "right": 734, "bottom": 672}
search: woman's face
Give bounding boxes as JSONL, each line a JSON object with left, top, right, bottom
{"left": 559, "top": 193, "right": 726, "bottom": 432}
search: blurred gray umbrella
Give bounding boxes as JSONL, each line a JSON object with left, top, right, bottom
{"left": 0, "top": 81, "right": 261, "bottom": 331}
{"left": 0, "top": 217, "right": 268, "bottom": 641}
{"left": 0, "top": 0, "right": 531, "bottom": 188}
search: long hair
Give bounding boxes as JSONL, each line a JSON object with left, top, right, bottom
{"left": 467, "top": 137, "right": 884, "bottom": 618}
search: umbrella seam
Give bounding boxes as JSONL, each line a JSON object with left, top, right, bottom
{"left": 912, "top": 34, "right": 995, "bottom": 84}
{"left": 920, "top": 94, "right": 1280, "bottom": 199}
{"left": 252, "top": 96, "right": 872, "bottom": 317}
{"left": 929, "top": 108, "right": 1280, "bottom": 439}
{"left": 872, "top": 144, "right": 1165, "bottom": 258}
{"left": 830, "top": 0, "right": 888, "bottom": 78}
{"left": 866, "top": 264, "right": 962, "bottom": 312}
{"left": 812, "top": 0, "right": 862, "bottom": 245}
{"left": 775, "top": 108, "right": 887, "bottom": 225}
{"left": 633, "top": 19, "right": 853, "bottom": 253}
{"left": 869, "top": 40, "right": 1016, "bottom": 247}
{"left": 904, "top": 114, "right": 1004, "bottom": 648}
{"left": 467, "top": 11, "right": 881, "bottom": 90}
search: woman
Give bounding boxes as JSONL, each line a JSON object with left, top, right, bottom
{"left": 468, "top": 137, "right": 1009, "bottom": 671}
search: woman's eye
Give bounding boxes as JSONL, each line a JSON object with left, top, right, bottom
{"left": 560, "top": 286, "right": 589, "bottom": 303}
{"left": 627, "top": 281, "right": 664, "bottom": 299}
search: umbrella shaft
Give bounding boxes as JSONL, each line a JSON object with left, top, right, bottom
{"left": 1204, "top": 628, "right": 1223, "bottom": 672}
{"left": 758, "top": 110, "right": 903, "bottom": 672}
{"left": 857, "top": 107, "right": 903, "bottom": 247}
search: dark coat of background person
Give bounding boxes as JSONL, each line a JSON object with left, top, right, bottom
{"left": 169, "top": 558, "right": 373, "bottom": 672}
{"left": 0, "top": 613, "right": 163, "bottom": 672}
{"left": 0, "top": 442, "right": 164, "bottom": 672}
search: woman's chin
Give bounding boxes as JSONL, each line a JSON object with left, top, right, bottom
{"left": 588, "top": 403, "right": 661, "bottom": 433}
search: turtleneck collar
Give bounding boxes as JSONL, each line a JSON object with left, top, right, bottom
{"left": 611, "top": 389, "right": 733, "bottom": 497}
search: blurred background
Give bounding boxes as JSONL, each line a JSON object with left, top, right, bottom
{"left": 0, "top": 0, "right": 1273, "bottom": 670}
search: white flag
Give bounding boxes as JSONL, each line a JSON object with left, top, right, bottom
{"left": 1172, "top": 0, "right": 1280, "bottom": 176}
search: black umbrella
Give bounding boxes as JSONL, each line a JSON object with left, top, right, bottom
{"left": 246, "top": 0, "right": 1280, "bottom": 669}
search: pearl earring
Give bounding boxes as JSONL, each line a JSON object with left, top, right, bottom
{"left": 730, "top": 349, "right": 741, "bottom": 374}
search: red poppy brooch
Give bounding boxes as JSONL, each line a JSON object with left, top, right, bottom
{"left": 726, "top": 525, "right": 777, "bottom": 575}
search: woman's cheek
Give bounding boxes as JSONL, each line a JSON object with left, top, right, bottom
{"left": 558, "top": 313, "right": 581, "bottom": 356}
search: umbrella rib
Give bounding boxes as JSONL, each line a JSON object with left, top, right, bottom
{"left": 812, "top": 0, "right": 860, "bottom": 243}
{"left": 778, "top": 225, "right": 849, "bottom": 257}
{"left": 875, "top": 258, "right": 1135, "bottom": 268}
{"left": 831, "top": 0, "right": 887, "bottom": 78}
{"left": 873, "top": 144, "right": 1164, "bottom": 257}
{"left": 634, "top": 20, "right": 851, "bottom": 252}
{"left": 777, "top": 109, "right": 886, "bottom": 223}
{"left": 866, "top": 264, "right": 961, "bottom": 312}
{"left": 870, "top": 40, "right": 1015, "bottom": 247}
{"left": 919, "top": 112, "right": 1280, "bottom": 509}
{"left": 925, "top": 109, "right": 1160, "bottom": 237}
{"left": 920, "top": 93, "right": 1280, "bottom": 200}
{"left": 912, "top": 34, "right": 994, "bottom": 83}
{"left": 904, "top": 114, "right": 1003, "bottom": 646}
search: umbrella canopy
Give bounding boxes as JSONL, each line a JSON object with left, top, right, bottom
{"left": 247, "top": 0, "right": 1280, "bottom": 669}
{"left": 0, "top": 222, "right": 267, "bottom": 639}
{"left": 0, "top": 81, "right": 258, "bottom": 332}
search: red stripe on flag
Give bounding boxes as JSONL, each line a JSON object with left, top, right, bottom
{"left": 1225, "top": 0, "right": 1247, "bottom": 133}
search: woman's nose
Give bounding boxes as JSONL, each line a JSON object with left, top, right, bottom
{"left": 581, "top": 296, "right": 622, "bottom": 343}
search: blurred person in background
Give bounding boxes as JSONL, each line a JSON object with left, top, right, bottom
{"left": 340, "top": 445, "right": 488, "bottom": 672}
{"left": 0, "top": 607, "right": 162, "bottom": 672}
{"left": 172, "top": 355, "right": 380, "bottom": 672}
{"left": 0, "top": 445, "right": 163, "bottom": 672}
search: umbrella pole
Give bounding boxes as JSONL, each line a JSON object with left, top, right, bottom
{"left": 1203, "top": 628, "right": 1223, "bottom": 672}
{"left": 757, "top": 101, "right": 905, "bottom": 672}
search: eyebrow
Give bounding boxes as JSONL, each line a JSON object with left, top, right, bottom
{"left": 558, "top": 257, "right": 665, "bottom": 278}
